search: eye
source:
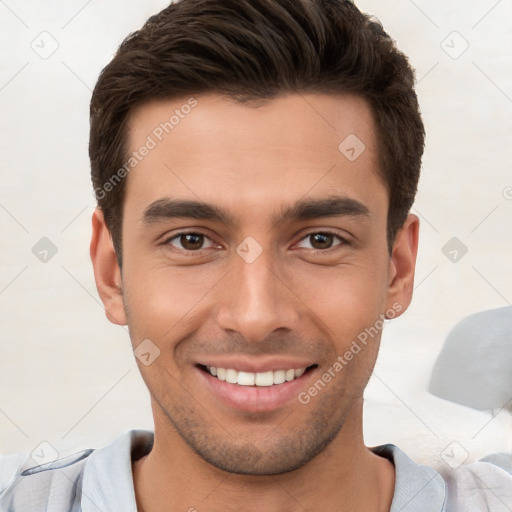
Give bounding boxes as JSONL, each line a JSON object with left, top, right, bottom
{"left": 164, "top": 231, "right": 217, "bottom": 252}
{"left": 162, "top": 230, "right": 348, "bottom": 255}
{"left": 296, "top": 231, "right": 347, "bottom": 251}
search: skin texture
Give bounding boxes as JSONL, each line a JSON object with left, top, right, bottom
{"left": 90, "top": 93, "right": 419, "bottom": 511}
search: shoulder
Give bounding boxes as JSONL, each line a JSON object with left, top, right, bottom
{"left": 372, "top": 444, "right": 512, "bottom": 511}
{"left": 439, "top": 458, "right": 512, "bottom": 511}
{"left": 0, "top": 429, "right": 153, "bottom": 512}
{"left": 0, "top": 448, "right": 93, "bottom": 512}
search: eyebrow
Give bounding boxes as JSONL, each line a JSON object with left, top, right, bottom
{"left": 141, "top": 195, "right": 370, "bottom": 228}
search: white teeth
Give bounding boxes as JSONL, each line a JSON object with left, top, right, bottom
{"left": 226, "top": 369, "right": 238, "bottom": 384}
{"left": 273, "top": 370, "right": 286, "bottom": 384}
{"left": 255, "top": 371, "right": 274, "bottom": 386}
{"left": 237, "top": 371, "right": 255, "bottom": 386}
{"left": 205, "top": 366, "right": 309, "bottom": 386}
{"left": 294, "top": 368, "right": 305, "bottom": 378}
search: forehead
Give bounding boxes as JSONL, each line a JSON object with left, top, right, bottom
{"left": 128, "top": 92, "right": 377, "bottom": 157}
{"left": 123, "top": 92, "right": 386, "bottom": 223}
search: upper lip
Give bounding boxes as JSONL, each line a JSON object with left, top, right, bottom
{"left": 197, "top": 356, "right": 316, "bottom": 373}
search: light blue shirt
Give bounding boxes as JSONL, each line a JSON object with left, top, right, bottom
{"left": 0, "top": 429, "right": 511, "bottom": 511}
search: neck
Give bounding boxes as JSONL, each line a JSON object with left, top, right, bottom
{"left": 133, "top": 401, "right": 395, "bottom": 512}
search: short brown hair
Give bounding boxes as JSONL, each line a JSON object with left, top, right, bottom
{"left": 90, "top": 0, "right": 425, "bottom": 268}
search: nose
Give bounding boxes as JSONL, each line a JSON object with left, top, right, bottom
{"left": 215, "top": 245, "right": 301, "bottom": 343}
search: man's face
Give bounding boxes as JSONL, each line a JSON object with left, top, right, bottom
{"left": 93, "top": 93, "right": 417, "bottom": 475}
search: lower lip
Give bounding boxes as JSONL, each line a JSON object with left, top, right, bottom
{"left": 197, "top": 366, "right": 316, "bottom": 413}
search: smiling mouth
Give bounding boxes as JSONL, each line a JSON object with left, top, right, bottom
{"left": 198, "top": 364, "right": 317, "bottom": 387}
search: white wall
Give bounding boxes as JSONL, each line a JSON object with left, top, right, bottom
{"left": 0, "top": 0, "right": 511, "bottom": 469}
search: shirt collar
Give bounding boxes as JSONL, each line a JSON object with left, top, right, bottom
{"left": 371, "top": 444, "right": 447, "bottom": 511}
{"left": 81, "top": 429, "right": 153, "bottom": 512}
{"left": 80, "top": 430, "right": 447, "bottom": 512}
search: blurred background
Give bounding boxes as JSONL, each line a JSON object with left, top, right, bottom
{"left": 0, "top": 0, "right": 511, "bottom": 471}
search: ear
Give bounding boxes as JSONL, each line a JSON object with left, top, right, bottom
{"left": 90, "top": 207, "right": 127, "bottom": 325}
{"left": 385, "top": 213, "right": 420, "bottom": 317}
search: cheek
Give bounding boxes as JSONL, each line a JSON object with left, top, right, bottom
{"left": 292, "top": 270, "right": 388, "bottom": 379}
{"left": 121, "top": 259, "right": 224, "bottom": 344}
{"left": 291, "top": 257, "right": 389, "bottom": 332}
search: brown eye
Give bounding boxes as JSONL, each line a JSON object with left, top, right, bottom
{"left": 166, "top": 232, "right": 215, "bottom": 252}
{"left": 310, "top": 233, "right": 334, "bottom": 249}
{"left": 296, "top": 231, "right": 346, "bottom": 251}
{"left": 179, "top": 233, "right": 204, "bottom": 250}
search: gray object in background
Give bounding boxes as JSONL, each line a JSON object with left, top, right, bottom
{"left": 479, "top": 453, "right": 512, "bottom": 475}
{"left": 429, "top": 307, "right": 512, "bottom": 411}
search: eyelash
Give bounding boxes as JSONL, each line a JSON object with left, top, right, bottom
{"left": 161, "top": 229, "right": 349, "bottom": 255}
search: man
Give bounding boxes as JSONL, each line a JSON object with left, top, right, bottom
{"left": 1, "top": 0, "right": 511, "bottom": 510}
